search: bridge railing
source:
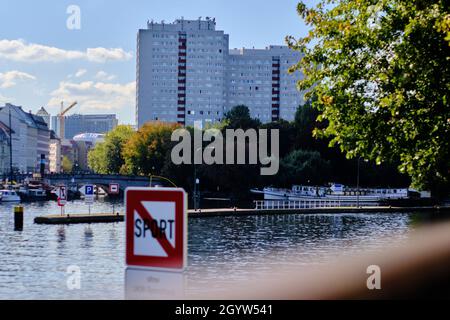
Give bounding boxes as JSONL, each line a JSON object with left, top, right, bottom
{"left": 254, "top": 199, "right": 373, "bottom": 210}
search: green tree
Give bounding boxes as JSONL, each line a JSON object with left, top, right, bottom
{"left": 87, "top": 142, "right": 107, "bottom": 173}
{"left": 122, "top": 122, "right": 180, "bottom": 176}
{"left": 287, "top": 0, "right": 450, "bottom": 195}
{"left": 87, "top": 125, "right": 134, "bottom": 174}
{"left": 61, "top": 156, "right": 73, "bottom": 173}
{"left": 293, "top": 98, "right": 323, "bottom": 151}
{"left": 224, "top": 105, "right": 261, "bottom": 129}
{"left": 277, "top": 149, "right": 331, "bottom": 187}
{"left": 260, "top": 119, "right": 296, "bottom": 158}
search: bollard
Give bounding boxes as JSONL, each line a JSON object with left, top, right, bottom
{"left": 14, "top": 206, "right": 24, "bottom": 231}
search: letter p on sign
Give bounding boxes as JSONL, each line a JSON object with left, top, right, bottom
{"left": 125, "top": 188, "right": 187, "bottom": 272}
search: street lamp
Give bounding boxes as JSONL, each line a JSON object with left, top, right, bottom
{"left": 193, "top": 147, "right": 201, "bottom": 211}
{"left": 357, "top": 157, "right": 360, "bottom": 208}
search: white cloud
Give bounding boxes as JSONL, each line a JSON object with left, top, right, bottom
{"left": 0, "top": 70, "right": 36, "bottom": 88}
{"left": 0, "top": 39, "right": 133, "bottom": 63}
{"left": 95, "top": 71, "right": 116, "bottom": 81}
{"left": 48, "top": 80, "right": 135, "bottom": 112}
{"left": 75, "top": 69, "right": 87, "bottom": 78}
{"left": 0, "top": 93, "right": 14, "bottom": 104}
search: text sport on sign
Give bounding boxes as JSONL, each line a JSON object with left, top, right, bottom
{"left": 125, "top": 188, "right": 187, "bottom": 271}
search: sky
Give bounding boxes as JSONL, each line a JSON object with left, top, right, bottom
{"left": 0, "top": 0, "right": 311, "bottom": 125}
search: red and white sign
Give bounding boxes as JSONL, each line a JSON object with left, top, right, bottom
{"left": 126, "top": 188, "right": 187, "bottom": 271}
{"left": 109, "top": 183, "right": 120, "bottom": 195}
{"left": 57, "top": 186, "right": 67, "bottom": 206}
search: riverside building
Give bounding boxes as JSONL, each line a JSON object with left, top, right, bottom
{"left": 136, "top": 18, "right": 304, "bottom": 128}
{"left": 0, "top": 104, "right": 51, "bottom": 174}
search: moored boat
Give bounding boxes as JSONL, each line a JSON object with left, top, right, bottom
{"left": 251, "top": 183, "right": 423, "bottom": 205}
{"left": 0, "top": 189, "right": 21, "bottom": 202}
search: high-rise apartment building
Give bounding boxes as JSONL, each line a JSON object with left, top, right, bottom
{"left": 136, "top": 18, "right": 304, "bottom": 128}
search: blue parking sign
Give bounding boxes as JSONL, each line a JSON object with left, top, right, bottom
{"left": 85, "top": 185, "right": 94, "bottom": 196}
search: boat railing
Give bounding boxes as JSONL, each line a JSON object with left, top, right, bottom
{"left": 254, "top": 199, "right": 375, "bottom": 210}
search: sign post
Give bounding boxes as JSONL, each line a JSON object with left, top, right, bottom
{"left": 84, "top": 184, "right": 94, "bottom": 215}
{"left": 57, "top": 185, "right": 67, "bottom": 216}
{"left": 125, "top": 187, "right": 187, "bottom": 271}
{"left": 109, "top": 183, "right": 120, "bottom": 214}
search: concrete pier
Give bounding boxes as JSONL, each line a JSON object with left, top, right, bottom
{"left": 33, "top": 206, "right": 450, "bottom": 225}
{"left": 34, "top": 213, "right": 124, "bottom": 225}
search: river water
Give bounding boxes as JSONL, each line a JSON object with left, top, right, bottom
{"left": 0, "top": 199, "right": 429, "bottom": 299}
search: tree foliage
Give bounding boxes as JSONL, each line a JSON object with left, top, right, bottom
{"left": 61, "top": 156, "right": 73, "bottom": 173}
{"left": 224, "top": 105, "right": 262, "bottom": 129}
{"left": 122, "top": 122, "right": 181, "bottom": 176}
{"left": 87, "top": 125, "right": 134, "bottom": 174}
{"left": 278, "top": 149, "right": 331, "bottom": 187}
{"left": 287, "top": 0, "right": 450, "bottom": 194}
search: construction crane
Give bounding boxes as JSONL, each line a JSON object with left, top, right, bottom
{"left": 58, "top": 101, "right": 77, "bottom": 139}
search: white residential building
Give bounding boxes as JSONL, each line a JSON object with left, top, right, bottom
{"left": 49, "top": 131, "right": 61, "bottom": 174}
{"left": 136, "top": 18, "right": 304, "bottom": 128}
{"left": 0, "top": 104, "right": 51, "bottom": 174}
{"left": 0, "top": 121, "right": 12, "bottom": 176}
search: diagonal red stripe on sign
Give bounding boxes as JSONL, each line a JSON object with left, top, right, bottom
{"left": 133, "top": 201, "right": 176, "bottom": 257}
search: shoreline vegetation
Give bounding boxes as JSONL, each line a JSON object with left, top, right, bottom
{"left": 86, "top": 105, "right": 415, "bottom": 204}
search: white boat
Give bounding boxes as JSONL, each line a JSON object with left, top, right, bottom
{"left": 252, "top": 183, "right": 412, "bottom": 205}
{"left": 250, "top": 187, "right": 291, "bottom": 200}
{"left": 0, "top": 189, "right": 21, "bottom": 202}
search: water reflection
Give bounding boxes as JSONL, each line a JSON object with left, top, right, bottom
{"left": 0, "top": 200, "right": 435, "bottom": 299}
{"left": 57, "top": 226, "right": 66, "bottom": 243}
{"left": 125, "top": 268, "right": 185, "bottom": 300}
